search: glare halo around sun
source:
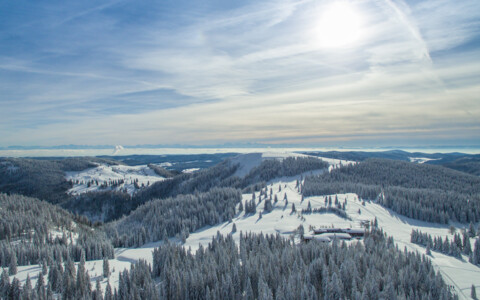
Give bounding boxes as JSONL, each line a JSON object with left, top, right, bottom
{"left": 315, "top": 1, "right": 364, "bottom": 48}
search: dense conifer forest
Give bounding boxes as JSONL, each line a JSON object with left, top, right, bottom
{"left": 149, "top": 228, "right": 457, "bottom": 299}
{"left": 411, "top": 228, "right": 480, "bottom": 264}
{"left": 109, "top": 188, "right": 242, "bottom": 247}
{"left": 0, "top": 194, "right": 114, "bottom": 268}
{"left": 304, "top": 151, "right": 480, "bottom": 176}
{"left": 303, "top": 158, "right": 480, "bottom": 223}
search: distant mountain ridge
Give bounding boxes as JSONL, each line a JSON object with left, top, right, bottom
{"left": 303, "top": 150, "right": 480, "bottom": 176}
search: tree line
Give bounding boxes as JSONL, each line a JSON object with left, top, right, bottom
{"left": 1, "top": 250, "right": 114, "bottom": 300}
{"left": 303, "top": 158, "right": 480, "bottom": 224}
{"left": 411, "top": 228, "right": 480, "bottom": 265}
{"left": 107, "top": 188, "right": 242, "bottom": 247}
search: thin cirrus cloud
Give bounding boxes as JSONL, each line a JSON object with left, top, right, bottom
{"left": 0, "top": 0, "right": 479, "bottom": 147}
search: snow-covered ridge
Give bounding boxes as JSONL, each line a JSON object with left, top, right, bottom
{"left": 182, "top": 168, "right": 200, "bottom": 173}
{"left": 409, "top": 157, "right": 440, "bottom": 164}
{"left": 65, "top": 164, "right": 167, "bottom": 195}
{"left": 229, "top": 152, "right": 354, "bottom": 178}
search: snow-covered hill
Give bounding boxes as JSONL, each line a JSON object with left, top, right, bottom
{"left": 229, "top": 151, "right": 354, "bottom": 178}
{"left": 181, "top": 175, "right": 479, "bottom": 299}
{"left": 66, "top": 164, "right": 167, "bottom": 195}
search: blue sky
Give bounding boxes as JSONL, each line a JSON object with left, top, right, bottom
{"left": 1, "top": 0, "right": 479, "bottom": 147}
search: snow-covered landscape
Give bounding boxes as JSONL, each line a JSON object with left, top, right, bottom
{"left": 66, "top": 164, "right": 167, "bottom": 195}
{"left": 3, "top": 0, "right": 480, "bottom": 298}
{"left": 4, "top": 152, "right": 479, "bottom": 299}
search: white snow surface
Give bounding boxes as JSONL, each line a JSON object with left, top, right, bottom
{"left": 408, "top": 157, "right": 439, "bottom": 164}
{"left": 182, "top": 168, "right": 200, "bottom": 173}
{"left": 229, "top": 152, "right": 354, "bottom": 178}
{"left": 10, "top": 161, "right": 479, "bottom": 298}
{"left": 65, "top": 164, "right": 166, "bottom": 195}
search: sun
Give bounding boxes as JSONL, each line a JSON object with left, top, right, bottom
{"left": 315, "top": 2, "right": 364, "bottom": 48}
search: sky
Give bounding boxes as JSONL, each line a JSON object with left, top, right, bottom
{"left": 1, "top": 0, "right": 479, "bottom": 148}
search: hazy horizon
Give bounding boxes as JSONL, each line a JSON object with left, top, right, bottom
{"left": 1, "top": 145, "right": 480, "bottom": 158}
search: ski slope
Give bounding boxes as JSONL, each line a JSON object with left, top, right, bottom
{"left": 65, "top": 164, "right": 167, "bottom": 195}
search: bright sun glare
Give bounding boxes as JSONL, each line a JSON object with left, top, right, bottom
{"left": 316, "top": 2, "right": 363, "bottom": 48}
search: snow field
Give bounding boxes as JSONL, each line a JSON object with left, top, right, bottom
{"left": 65, "top": 164, "right": 167, "bottom": 195}
{"left": 184, "top": 179, "right": 360, "bottom": 252}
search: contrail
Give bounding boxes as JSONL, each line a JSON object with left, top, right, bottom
{"left": 384, "top": 0, "right": 432, "bottom": 62}
{"left": 53, "top": 1, "right": 121, "bottom": 27}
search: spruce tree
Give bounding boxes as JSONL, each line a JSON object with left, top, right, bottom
{"left": 297, "top": 225, "right": 304, "bottom": 238}
{"left": 464, "top": 237, "right": 473, "bottom": 255}
{"left": 472, "top": 285, "right": 478, "bottom": 300}
{"left": 94, "top": 279, "right": 103, "bottom": 300}
{"left": 23, "top": 275, "right": 32, "bottom": 299}
{"left": 469, "top": 222, "right": 477, "bottom": 238}
{"left": 76, "top": 250, "right": 88, "bottom": 298}
{"left": 473, "top": 238, "right": 480, "bottom": 265}
{"left": 8, "top": 252, "right": 17, "bottom": 275}
{"left": 104, "top": 281, "right": 113, "bottom": 300}
{"left": 62, "top": 256, "right": 76, "bottom": 300}
{"left": 426, "top": 244, "right": 432, "bottom": 256}
{"left": 0, "top": 269, "right": 10, "bottom": 299}
{"left": 9, "top": 278, "right": 21, "bottom": 300}
{"left": 103, "top": 257, "right": 110, "bottom": 278}
{"left": 264, "top": 199, "right": 273, "bottom": 213}
{"left": 42, "top": 259, "right": 48, "bottom": 276}
{"left": 36, "top": 272, "right": 46, "bottom": 300}
{"left": 244, "top": 279, "right": 254, "bottom": 300}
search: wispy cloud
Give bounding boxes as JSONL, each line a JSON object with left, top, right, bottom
{"left": 0, "top": 0, "right": 479, "bottom": 147}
